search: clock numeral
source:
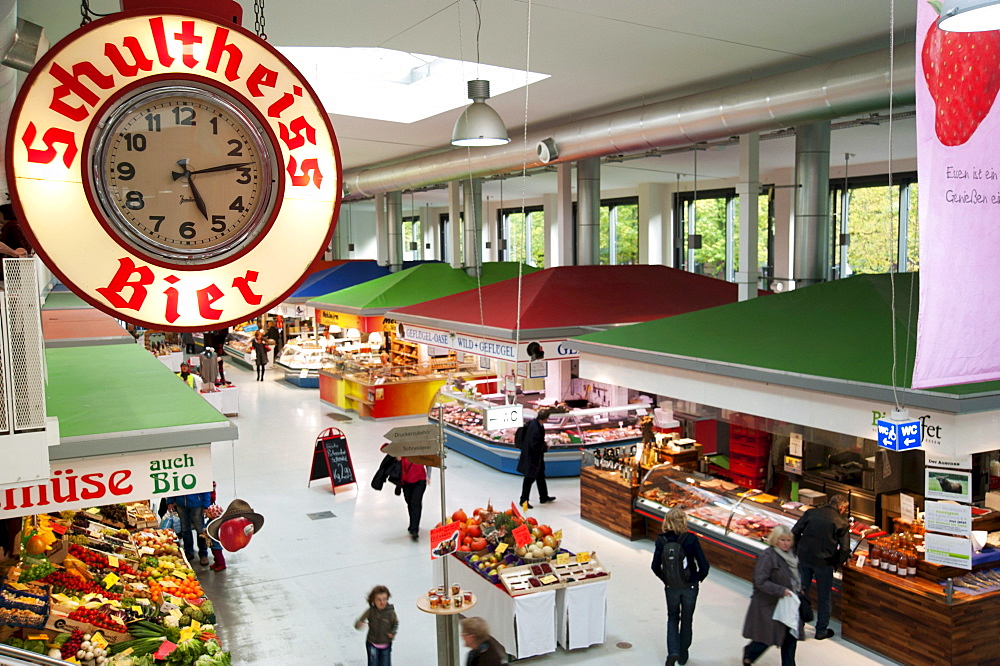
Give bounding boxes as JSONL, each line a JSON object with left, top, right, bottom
{"left": 179, "top": 221, "right": 197, "bottom": 239}
{"left": 116, "top": 162, "right": 135, "bottom": 181}
{"left": 211, "top": 215, "right": 226, "bottom": 233}
{"left": 235, "top": 167, "right": 252, "bottom": 185}
{"left": 123, "top": 133, "right": 146, "bottom": 152}
{"left": 172, "top": 106, "right": 196, "bottom": 126}
{"left": 209, "top": 116, "right": 219, "bottom": 135}
{"left": 125, "top": 191, "right": 145, "bottom": 210}
{"left": 149, "top": 216, "right": 165, "bottom": 233}
{"left": 227, "top": 140, "right": 243, "bottom": 157}
{"left": 145, "top": 113, "right": 161, "bottom": 132}
{"left": 229, "top": 196, "right": 245, "bottom": 213}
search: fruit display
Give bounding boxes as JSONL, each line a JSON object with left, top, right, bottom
{"left": 0, "top": 504, "right": 231, "bottom": 665}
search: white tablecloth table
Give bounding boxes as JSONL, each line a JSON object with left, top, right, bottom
{"left": 556, "top": 579, "right": 608, "bottom": 650}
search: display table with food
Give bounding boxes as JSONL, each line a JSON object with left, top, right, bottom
{"left": 437, "top": 505, "right": 609, "bottom": 659}
{"left": 432, "top": 401, "right": 645, "bottom": 477}
{"left": 0, "top": 506, "right": 232, "bottom": 665}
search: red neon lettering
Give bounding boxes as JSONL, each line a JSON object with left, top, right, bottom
{"left": 20, "top": 487, "right": 33, "bottom": 509}
{"left": 206, "top": 27, "right": 243, "bottom": 82}
{"left": 109, "top": 470, "right": 133, "bottom": 496}
{"left": 21, "top": 123, "right": 77, "bottom": 168}
{"left": 105, "top": 37, "right": 154, "bottom": 77}
{"left": 51, "top": 469, "right": 80, "bottom": 504}
{"left": 232, "top": 270, "right": 262, "bottom": 305}
{"left": 96, "top": 257, "right": 154, "bottom": 310}
{"left": 279, "top": 116, "right": 317, "bottom": 151}
{"left": 287, "top": 156, "right": 323, "bottom": 189}
{"left": 197, "top": 283, "right": 225, "bottom": 320}
{"left": 267, "top": 85, "right": 302, "bottom": 119}
{"left": 247, "top": 64, "right": 277, "bottom": 97}
{"left": 173, "top": 20, "right": 203, "bottom": 68}
{"left": 148, "top": 17, "right": 175, "bottom": 67}
{"left": 48, "top": 61, "right": 115, "bottom": 122}
{"left": 163, "top": 274, "right": 181, "bottom": 324}
{"left": 79, "top": 473, "right": 106, "bottom": 500}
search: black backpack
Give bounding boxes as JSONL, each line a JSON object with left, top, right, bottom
{"left": 661, "top": 534, "right": 692, "bottom": 588}
{"left": 513, "top": 426, "right": 526, "bottom": 449}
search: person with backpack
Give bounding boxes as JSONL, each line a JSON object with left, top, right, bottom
{"left": 651, "top": 507, "right": 710, "bottom": 666}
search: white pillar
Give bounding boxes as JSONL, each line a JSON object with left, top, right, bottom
{"left": 544, "top": 163, "right": 573, "bottom": 267}
{"left": 638, "top": 182, "right": 668, "bottom": 265}
{"left": 737, "top": 132, "right": 761, "bottom": 301}
{"left": 374, "top": 192, "right": 388, "bottom": 266}
{"left": 543, "top": 360, "right": 572, "bottom": 402}
{"left": 424, "top": 205, "right": 444, "bottom": 260}
{"left": 387, "top": 191, "right": 403, "bottom": 272}
{"left": 448, "top": 182, "right": 462, "bottom": 268}
{"left": 483, "top": 197, "right": 499, "bottom": 262}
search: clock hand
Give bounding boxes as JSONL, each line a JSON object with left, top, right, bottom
{"left": 187, "top": 174, "right": 209, "bottom": 221}
{"left": 189, "top": 161, "right": 252, "bottom": 176}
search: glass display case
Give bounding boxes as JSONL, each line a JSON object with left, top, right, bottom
{"left": 635, "top": 464, "right": 861, "bottom": 553}
{"left": 224, "top": 329, "right": 254, "bottom": 356}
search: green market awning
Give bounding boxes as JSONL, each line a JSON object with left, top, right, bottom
{"left": 574, "top": 273, "right": 1000, "bottom": 413}
{"left": 305, "top": 262, "right": 539, "bottom": 316}
{"left": 47, "top": 344, "right": 237, "bottom": 459}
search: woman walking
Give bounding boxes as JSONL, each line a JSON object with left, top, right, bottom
{"left": 742, "top": 524, "right": 802, "bottom": 665}
{"left": 251, "top": 330, "right": 269, "bottom": 381}
{"left": 651, "top": 508, "right": 709, "bottom": 666}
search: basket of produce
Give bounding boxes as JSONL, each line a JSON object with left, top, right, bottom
{"left": 0, "top": 604, "right": 49, "bottom": 628}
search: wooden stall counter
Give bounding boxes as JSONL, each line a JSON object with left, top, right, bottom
{"left": 842, "top": 563, "right": 1000, "bottom": 665}
{"left": 580, "top": 466, "right": 644, "bottom": 540}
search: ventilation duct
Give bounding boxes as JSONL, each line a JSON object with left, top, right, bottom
{"left": 344, "top": 44, "right": 915, "bottom": 197}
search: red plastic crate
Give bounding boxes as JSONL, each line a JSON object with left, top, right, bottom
{"left": 729, "top": 473, "right": 765, "bottom": 490}
{"left": 730, "top": 458, "right": 767, "bottom": 477}
{"left": 730, "top": 425, "right": 771, "bottom": 444}
{"left": 730, "top": 439, "right": 770, "bottom": 458}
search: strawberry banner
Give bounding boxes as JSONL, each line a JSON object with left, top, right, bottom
{"left": 913, "top": 0, "right": 1000, "bottom": 388}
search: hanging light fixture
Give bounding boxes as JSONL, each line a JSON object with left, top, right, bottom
{"left": 939, "top": 0, "right": 1000, "bottom": 31}
{"left": 451, "top": 1, "right": 509, "bottom": 147}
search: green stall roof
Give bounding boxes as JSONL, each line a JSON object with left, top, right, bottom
{"left": 574, "top": 273, "right": 1000, "bottom": 398}
{"left": 305, "top": 262, "right": 539, "bottom": 315}
{"left": 42, "top": 291, "right": 90, "bottom": 310}
{"left": 46, "top": 344, "right": 237, "bottom": 458}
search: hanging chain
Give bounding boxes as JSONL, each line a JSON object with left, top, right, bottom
{"left": 254, "top": 0, "right": 268, "bottom": 41}
{"left": 80, "top": 0, "right": 92, "bottom": 27}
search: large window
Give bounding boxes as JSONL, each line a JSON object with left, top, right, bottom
{"left": 830, "top": 172, "right": 918, "bottom": 277}
{"left": 599, "top": 197, "right": 639, "bottom": 265}
{"left": 499, "top": 206, "right": 545, "bottom": 267}
{"left": 402, "top": 215, "right": 420, "bottom": 261}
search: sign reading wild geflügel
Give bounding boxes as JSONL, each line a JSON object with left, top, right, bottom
{"left": 0, "top": 446, "right": 212, "bottom": 520}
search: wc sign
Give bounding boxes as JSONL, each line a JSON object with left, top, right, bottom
{"left": 877, "top": 417, "right": 923, "bottom": 452}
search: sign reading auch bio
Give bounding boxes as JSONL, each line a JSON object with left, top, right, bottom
{"left": 7, "top": 10, "right": 341, "bottom": 331}
{"left": 0, "top": 446, "right": 212, "bottom": 520}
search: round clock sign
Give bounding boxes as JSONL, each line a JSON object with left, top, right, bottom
{"left": 7, "top": 11, "right": 341, "bottom": 330}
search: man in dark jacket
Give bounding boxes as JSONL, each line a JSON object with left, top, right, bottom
{"left": 461, "top": 617, "right": 504, "bottom": 666}
{"left": 516, "top": 409, "right": 554, "bottom": 509}
{"left": 791, "top": 494, "right": 849, "bottom": 640}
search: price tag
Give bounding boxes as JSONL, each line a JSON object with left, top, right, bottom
{"left": 553, "top": 529, "right": 563, "bottom": 541}
{"left": 169, "top": 595, "right": 184, "bottom": 607}
{"left": 512, "top": 524, "right": 533, "bottom": 548}
{"left": 539, "top": 574, "right": 558, "bottom": 585}
{"left": 85, "top": 507, "right": 101, "bottom": 515}
{"left": 9, "top": 582, "right": 28, "bottom": 591}
{"left": 299, "top": 369, "right": 309, "bottom": 379}
{"left": 90, "top": 633, "right": 108, "bottom": 650}
{"left": 556, "top": 553, "right": 570, "bottom": 565}
{"left": 117, "top": 648, "right": 134, "bottom": 657}
{"left": 494, "top": 542, "right": 508, "bottom": 554}
{"left": 168, "top": 608, "right": 183, "bottom": 620}
{"left": 856, "top": 555, "right": 867, "bottom": 568}
{"left": 140, "top": 546, "right": 155, "bottom": 555}
{"left": 65, "top": 658, "right": 81, "bottom": 664}
{"left": 159, "top": 579, "right": 177, "bottom": 588}
{"left": 132, "top": 605, "right": 143, "bottom": 613}
{"left": 160, "top": 600, "right": 180, "bottom": 615}
{"left": 107, "top": 555, "right": 120, "bottom": 568}
{"left": 102, "top": 572, "right": 120, "bottom": 589}
{"left": 132, "top": 582, "right": 148, "bottom": 591}
{"left": 576, "top": 551, "right": 591, "bottom": 564}
{"left": 51, "top": 522, "right": 68, "bottom": 535}
{"left": 27, "top": 633, "right": 49, "bottom": 641}
{"left": 179, "top": 626, "right": 196, "bottom": 643}
{"left": 154, "top": 640, "right": 177, "bottom": 660}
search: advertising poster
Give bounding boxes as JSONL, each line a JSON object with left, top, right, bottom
{"left": 925, "top": 500, "right": 973, "bottom": 536}
{"left": 926, "top": 469, "right": 973, "bottom": 503}
{"left": 430, "top": 521, "right": 461, "bottom": 560}
{"left": 924, "top": 532, "right": 973, "bottom": 569}
{"left": 913, "top": 2, "right": 1000, "bottom": 387}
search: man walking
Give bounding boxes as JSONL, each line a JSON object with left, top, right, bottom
{"left": 791, "top": 494, "right": 849, "bottom": 640}
{"left": 168, "top": 490, "right": 214, "bottom": 566}
{"left": 517, "top": 408, "right": 555, "bottom": 509}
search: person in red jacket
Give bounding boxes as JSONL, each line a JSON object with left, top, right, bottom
{"left": 400, "top": 458, "right": 430, "bottom": 541}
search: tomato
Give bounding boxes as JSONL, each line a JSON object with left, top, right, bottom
{"left": 470, "top": 537, "right": 488, "bottom": 551}
{"left": 467, "top": 525, "right": 482, "bottom": 538}
{"left": 451, "top": 509, "right": 468, "bottom": 523}
{"left": 526, "top": 517, "right": 538, "bottom": 526}
{"left": 538, "top": 524, "right": 553, "bottom": 537}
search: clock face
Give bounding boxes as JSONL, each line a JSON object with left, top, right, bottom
{"left": 90, "top": 83, "right": 278, "bottom": 264}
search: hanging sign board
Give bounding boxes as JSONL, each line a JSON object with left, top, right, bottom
{"left": 430, "top": 521, "right": 461, "bottom": 560}
{"left": 877, "top": 418, "right": 922, "bottom": 451}
{"left": 925, "top": 500, "right": 973, "bottom": 537}
{"left": 926, "top": 454, "right": 973, "bottom": 470}
{"left": 924, "top": 532, "right": 972, "bottom": 570}
{"left": 789, "top": 433, "right": 803, "bottom": 458}
{"left": 926, "top": 469, "right": 972, "bottom": 503}
{"left": 7, "top": 10, "right": 341, "bottom": 331}
{"left": 485, "top": 404, "right": 522, "bottom": 432}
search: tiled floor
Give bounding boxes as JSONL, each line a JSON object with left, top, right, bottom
{"left": 200, "top": 362, "right": 898, "bottom": 665}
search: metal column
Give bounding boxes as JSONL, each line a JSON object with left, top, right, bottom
{"left": 576, "top": 158, "right": 600, "bottom": 265}
{"left": 387, "top": 191, "right": 403, "bottom": 272}
{"left": 792, "top": 121, "right": 831, "bottom": 286}
{"left": 448, "top": 183, "right": 462, "bottom": 268}
{"left": 463, "top": 178, "right": 483, "bottom": 278}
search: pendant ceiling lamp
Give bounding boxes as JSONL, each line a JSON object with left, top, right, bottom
{"left": 451, "top": 0, "right": 509, "bottom": 147}
{"left": 938, "top": 0, "right": 1000, "bottom": 31}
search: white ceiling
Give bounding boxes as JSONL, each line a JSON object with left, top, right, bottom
{"left": 20, "top": 0, "right": 918, "bottom": 207}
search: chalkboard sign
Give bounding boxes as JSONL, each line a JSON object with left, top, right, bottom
{"left": 308, "top": 428, "right": 357, "bottom": 493}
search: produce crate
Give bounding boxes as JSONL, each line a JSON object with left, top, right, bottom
{"left": 45, "top": 611, "right": 129, "bottom": 645}
{"left": 499, "top": 562, "right": 562, "bottom": 597}
{"left": 550, "top": 553, "right": 610, "bottom": 587}
{"left": 0, "top": 602, "right": 49, "bottom": 629}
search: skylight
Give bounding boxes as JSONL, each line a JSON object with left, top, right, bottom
{"left": 276, "top": 47, "right": 549, "bottom": 124}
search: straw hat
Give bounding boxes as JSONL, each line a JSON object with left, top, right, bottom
{"left": 206, "top": 499, "right": 265, "bottom": 541}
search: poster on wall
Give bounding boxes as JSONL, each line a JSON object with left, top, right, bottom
{"left": 913, "top": 2, "right": 1000, "bottom": 387}
{"left": 925, "top": 468, "right": 972, "bottom": 503}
